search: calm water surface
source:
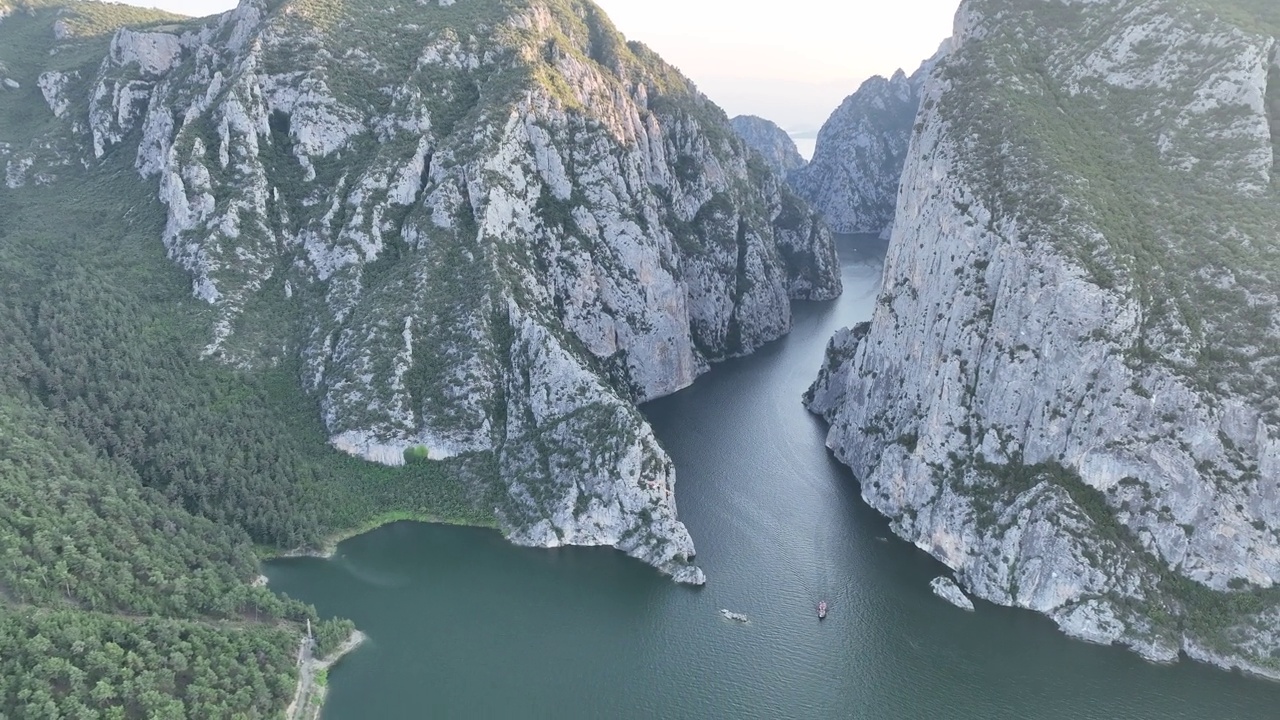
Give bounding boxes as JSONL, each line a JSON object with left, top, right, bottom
{"left": 266, "top": 235, "right": 1280, "bottom": 719}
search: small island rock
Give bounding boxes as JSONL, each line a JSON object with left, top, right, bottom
{"left": 930, "top": 576, "right": 975, "bottom": 611}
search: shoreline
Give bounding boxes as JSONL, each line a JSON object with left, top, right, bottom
{"left": 887, "top": 512, "right": 1280, "bottom": 684}
{"left": 261, "top": 512, "right": 498, "bottom": 561}
{"left": 259, "top": 514, "right": 707, "bottom": 587}
{"left": 285, "top": 629, "right": 367, "bottom": 720}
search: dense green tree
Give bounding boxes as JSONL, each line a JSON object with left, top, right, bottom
{"left": 0, "top": 609, "right": 298, "bottom": 719}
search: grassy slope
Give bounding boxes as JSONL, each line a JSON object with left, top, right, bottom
{"left": 0, "top": 133, "right": 495, "bottom": 549}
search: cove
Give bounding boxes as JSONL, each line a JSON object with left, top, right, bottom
{"left": 264, "top": 236, "right": 1280, "bottom": 719}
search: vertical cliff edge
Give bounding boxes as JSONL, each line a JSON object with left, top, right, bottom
{"left": 808, "top": 0, "right": 1280, "bottom": 674}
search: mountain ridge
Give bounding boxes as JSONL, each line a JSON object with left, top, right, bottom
{"left": 789, "top": 48, "right": 944, "bottom": 237}
{"left": 0, "top": 0, "right": 839, "bottom": 714}
{"left": 3, "top": 0, "right": 841, "bottom": 583}
{"left": 808, "top": 0, "right": 1280, "bottom": 677}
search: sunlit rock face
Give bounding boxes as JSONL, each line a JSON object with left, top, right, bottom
{"left": 70, "top": 0, "right": 840, "bottom": 582}
{"left": 729, "top": 114, "right": 807, "bottom": 178}
{"left": 808, "top": 0, "right": 1280, "bottom": 676}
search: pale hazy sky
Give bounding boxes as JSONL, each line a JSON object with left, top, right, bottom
{"left": 119, "top": 0, "right": 959, "bottom": 133}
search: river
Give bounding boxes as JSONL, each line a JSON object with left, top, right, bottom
{"left": 265, "top": 235, "right": 1280, "bottom": 719}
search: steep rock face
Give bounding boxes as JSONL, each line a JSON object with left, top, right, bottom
{"left": 729, "top": 114, "right": 806, "bottom": 177}
{"left": 0, "top": 5, "right": 14, "bottom": 90}
{"left": 790, "top": 52, "right": 940, "bottom": 236}
{"left": 809, "top": 0, "right": 1280, "bottom": 674}
{"left": 70, "top": 0, "right": 838, "bottom": 581}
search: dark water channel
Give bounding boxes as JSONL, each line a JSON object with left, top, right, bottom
{"left": 266, "top": 235, "right": 1280, "bottom": 719}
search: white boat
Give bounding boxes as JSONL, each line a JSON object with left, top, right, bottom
{"left": 720, "top": 609, "right": 749, "bottom": 623}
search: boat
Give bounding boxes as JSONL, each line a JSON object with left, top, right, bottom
{"left": 817, "top": 601, "right": 828, "bottom": 619}
{"left": 720, "top": 609, "right": 749, "bottom": 623}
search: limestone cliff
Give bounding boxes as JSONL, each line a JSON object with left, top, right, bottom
{"left": 790, "top": 52, "right": 940, "bottom": 236}
{"left": 808, "top": 0, "right": 1280, "bottom": 675}
{"left": 11, "top": 0, "right": 839, "bottom": 583}
{"left": 729, "top": 114, "right": 806, "bottom": 178}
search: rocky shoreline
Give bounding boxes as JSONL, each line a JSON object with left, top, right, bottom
{"left": 930, "top": 577, "right": 974, "bottom": 611}
{"left": 805, "top": 0, "right": 1280, "bottom": 680}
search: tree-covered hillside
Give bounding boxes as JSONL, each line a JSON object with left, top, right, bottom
{"left": 0, "top": 1, "right": 493, "bottom": 716}
{"left": 807, "top": 0, "right": 1280, "bottom": 675}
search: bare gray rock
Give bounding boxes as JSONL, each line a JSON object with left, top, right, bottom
{"left": 729, "top": 114, "right": 806, "bottom": 178}
{"left": 930, "top": 576, "right": 975, "bottom": 611}
{"left": 809, "top": 0, "right": 1280, "bottom": 675}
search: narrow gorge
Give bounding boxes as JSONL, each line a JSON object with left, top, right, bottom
{"left": 5, "top": 0, "right": 1280, "bottom": 715}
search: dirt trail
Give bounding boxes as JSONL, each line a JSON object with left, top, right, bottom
{"left": 286, "top": 630, "right": 366, "bottom": 720}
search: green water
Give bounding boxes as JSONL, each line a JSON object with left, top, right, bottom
{"left": 265, "top": 236, "right": 1280, "bottom": 719}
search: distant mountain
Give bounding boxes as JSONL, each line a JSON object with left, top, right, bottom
{"left": 730, "top": 114, "right": 807, "bottom": 177}
{"left": 790, "top": 50, "right": 942, "bottom": 236}
{"left": 0, "top": 0, "right": 840, "bottom": 715}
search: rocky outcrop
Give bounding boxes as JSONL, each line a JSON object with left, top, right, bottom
{"left": 59, "top": 0, "right": 838, "bottom": 583}
{"left": 809, "top": 0, "right": 1280, "bottom": 675}
{"left": 729, "top": 114, "right": 806, "bottom": 178}
{"left": 790, "top": 49, "right": 942, "bottom": 236}
{"left": 38, "top": 71, "right": 74, "bottom": 118}
{"left": 930, "top": 577, "right": 974, "bottom": 611}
